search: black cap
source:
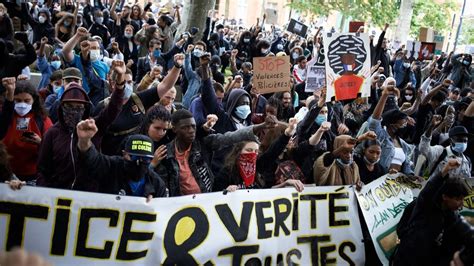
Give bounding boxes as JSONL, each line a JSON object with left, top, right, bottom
{"left": 124, "top": 135, "right": 154, "bottom": 158}
{"left": 382, "top": 109, "right": 408, "bottom": 126}
{"left": 449, "top": 126, "right": 473, "bottom": 139}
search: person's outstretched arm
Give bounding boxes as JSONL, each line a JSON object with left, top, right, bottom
{"left": 62, "top": 27, "right": 89, "bottom": 63}
{"left": 155, "top": 53, "right": 184, "bottom": 98}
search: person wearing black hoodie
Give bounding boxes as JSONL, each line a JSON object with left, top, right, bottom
{"left": 0, "top": 32, "right": 36, "bottom": 91}
{"left": 393, "top": 158, "right": 474, "bottom": 266}
{"left": 21, "top": 4, "right": 55, "bottom": 45}
{"left": 372, "top": 23, "right": 390, "bottom": 77}
{"left": 36, "top": 61, "right": 127, "bottom": 191}
{"left": 77, "top": 120, "right": 167, "bottom": 200}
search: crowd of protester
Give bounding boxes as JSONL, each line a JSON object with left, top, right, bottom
{"left": 0, "top": 0, "right": 473, "bottom": 265}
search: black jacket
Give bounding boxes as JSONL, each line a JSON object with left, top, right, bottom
{"left": 155, "top": 126, "right": 256, "bottom": 197}
{"left": 136, "top": 44, "right": 182, "bottom": 83}
{"left": 21, "top": 5, "right": 55, "bottom": 45}
{"left": 372, "top": 30, "right": 391, "bottom": 77}
{"left": 79, "top": 145, "right": 167, "bottom": 198}
{"left": 393, "top": 172, "right": 474, "bottom": 266}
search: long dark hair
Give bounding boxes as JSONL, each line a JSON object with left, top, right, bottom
{"left": 130, "top": 4, "right": 143, "bottom": 20}
{"left": 14, "top": 80, "right": 47, "bottom": 118}
{"left": 223, "top": 141, "right": 257, "bottom": 185}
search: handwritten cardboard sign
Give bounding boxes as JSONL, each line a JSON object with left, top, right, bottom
{"left": 253, "top": 56, "right": 291, "bottom": 94}
{"left": 356, "top": 174, "right": 423, "bottom": 265}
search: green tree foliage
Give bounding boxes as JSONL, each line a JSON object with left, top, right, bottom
{"left": 287, "top": 0, "right": 333, "bottom": 18}
{"left": 460, "top": 18, "right": 474, "bottom": 45}
{"left": 410, "top": 0, "right": 457, "bottom": 37}
{"left": 288, "top": 0, "right": 399, "bottom": 28}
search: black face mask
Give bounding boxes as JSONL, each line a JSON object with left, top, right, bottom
{"left": 125, "top": 160, "right": 149, "bottom": 181}
{"left": 392, "top": 124, "right": 408, "bottom": 136}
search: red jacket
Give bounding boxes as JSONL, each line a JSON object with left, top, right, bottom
{"left": 2, "top": 101, "right": 52, "bottom": 177}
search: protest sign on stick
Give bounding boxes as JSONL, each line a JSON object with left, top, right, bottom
{"left": 349, "top": 21, "right": 365, "bottom": 33}
{"left": 305, "top": 65, "right": 326, "bottom": 93}
{"left": 253, "top": 56, "right": 291, "bottom": 94}
{"left": 324, "top": 33, "right": 372, "bottom": 102}
{"left": 287, "top": 19, "right": 308, "bottom": 37}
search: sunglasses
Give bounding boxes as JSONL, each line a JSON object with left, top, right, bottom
{"left": 130, "top": 155, "right": 152, "bottom": 164}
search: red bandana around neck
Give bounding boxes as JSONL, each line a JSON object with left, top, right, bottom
{"left": 238, "top": 152, "right": 257, "bottom": 187}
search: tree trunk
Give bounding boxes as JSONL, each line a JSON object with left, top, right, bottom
{"left": 177, "top": 0, "right": 216, "bottom": 42}
{"left": 394, "top": 0, "right": 414, "bottom": 45}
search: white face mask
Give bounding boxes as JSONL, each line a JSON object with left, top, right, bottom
{"left": 292, "top": 52, "right": 299, "bottom": 59}
{"left": 405, "top": 95, "right": 413, "bottom": 101}
{"left": 89, "top": 49, "right": 101, "bottom": 61}
{"left": 123, "top": 83, "right": 133, "bottom": 99}
{"left": 38, "top": 16, "right": 46, "bottom": 24}
{"left": 15, "top": 102, "right": 32, "bottom": 116}
{"left": 96, "top": 17, "right": 104, "bottom": 25}
{"left": 193, "top": 49, "right": 203, "bottom": 57}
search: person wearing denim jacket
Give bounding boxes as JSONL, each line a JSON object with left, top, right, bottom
{"left": 368, "top": 80, "right": 415, "bottom": 175}
{"left": 182, "top": 46, "right": 202, "bottom": 109}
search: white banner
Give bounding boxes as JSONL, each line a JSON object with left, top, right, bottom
{"left": 355, "top": 174, "right": 423, "bottom": 265}
{"left": 324, "top": 33, "right": 372, "bottom": 102}
{"left": 461, "top": 179, "right": 474, "bottom": 226}
{"left": 0, "top": 184, "right": 365, "bottom": 265}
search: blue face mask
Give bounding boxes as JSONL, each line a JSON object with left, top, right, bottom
{"left": 235, "top": 105, "right": 251, "bottom": 120}
{"left": 452, "top": 142, "right": 467, "bottom": 154}
{"left": 315, "top": 114, "right": 327, "bottom": 126}
{"left": 463, "top": 60, "right": 470, "bottom": 66}
{"left": 51, "top": 60, "right": 61, "bottom": 69}
{"left": 153, "top": 49, "right": 161, "bottom": 58}
{"left": 53, "top": 85, "right": 62, "bottom": 94}
{"left": 123, "top": 83, "right": 133, "bottom": 99}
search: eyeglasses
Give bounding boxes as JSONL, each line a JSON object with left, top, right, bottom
{"left": 130, "top": 155, "right": 152, "bottom": 164}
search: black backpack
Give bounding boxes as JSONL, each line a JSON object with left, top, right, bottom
{"left": 396, "top": 199, "right": 417, "bottom": 240}
{"left": 390, "top": 199, "right": 417, "bottom": 264}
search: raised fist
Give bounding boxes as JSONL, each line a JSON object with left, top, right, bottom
{"left": 111, "top": 60, "right": 126, "bottom": 74}
{"left": 174, "top": 53, "right": 185, "bottom": 67}
{"left": 76, "top": 27, "right": 89, "bottom": 37}
{"left": 76, "top": 119, "right": 98, "bottom": 140}
{"left": 186, "top": 44, "right": 194, "bottom": 53}
{"left": 2, "top": 77, "right": 16, "bottom": 98}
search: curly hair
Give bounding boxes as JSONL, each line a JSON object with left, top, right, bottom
{"left": 139, "top": 105, "right": 172, "bottom": 135}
